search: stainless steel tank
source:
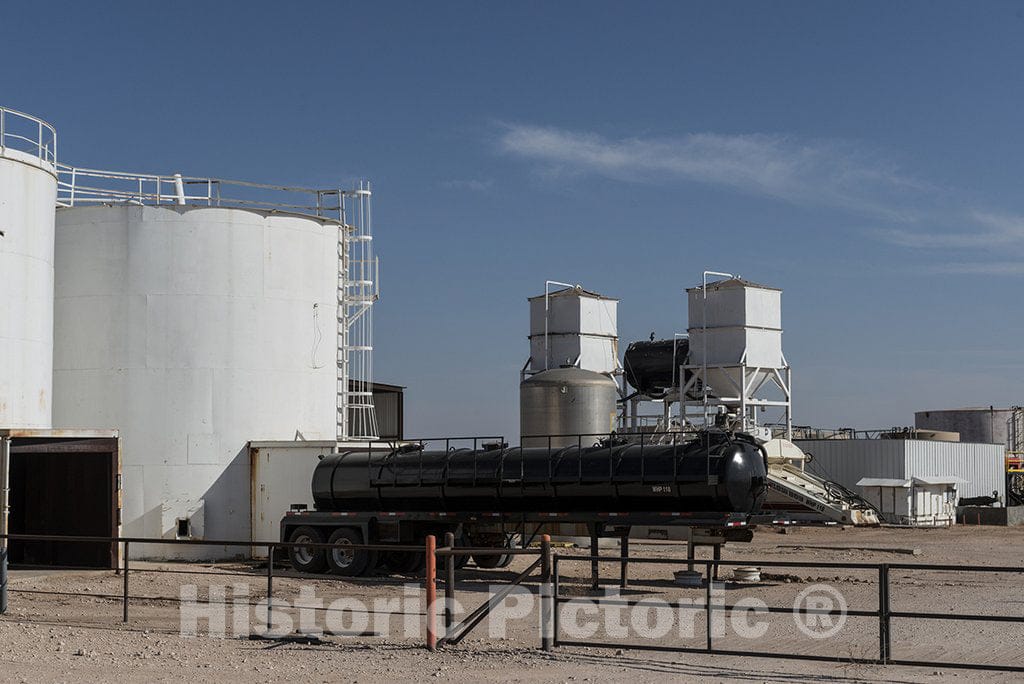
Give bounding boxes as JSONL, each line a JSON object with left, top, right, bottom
{"left": 520, "top": 367, "right": 618, "bottom": 448}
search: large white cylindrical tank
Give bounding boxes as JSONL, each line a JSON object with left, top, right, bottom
{"left": 0, "top": 135, "right": 58, "bottom": 427}
{"left": 53, "top": 205, "right": 339, "bottom": 557}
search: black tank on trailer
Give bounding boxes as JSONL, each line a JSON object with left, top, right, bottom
{"left": 312, "top": 430, "right": 767, "bottom": 515}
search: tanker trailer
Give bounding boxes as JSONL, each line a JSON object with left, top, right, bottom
{"left": 280, "top": 429, "right": 767, "bottom": 575}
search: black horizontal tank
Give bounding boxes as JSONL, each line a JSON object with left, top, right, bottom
{"left": 313, "top": 431, "right": 767, "bottom": 515}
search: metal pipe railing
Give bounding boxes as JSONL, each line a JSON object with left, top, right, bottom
{"left": 3, "top": 531, "right": 1024, "bottom": 672}
{"left": 53, "top": 164, "right": 364, "bottom": 219}
{"left": 553, "top": 552, "right": 1024, "bottom": 672}
{"left": 0, "top": 106, "right": 57, "bottom": 165}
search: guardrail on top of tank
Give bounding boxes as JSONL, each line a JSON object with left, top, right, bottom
{"left": 343, "top": 430, "right": 715, "bottom": 453}
{"left": 55, "top": 164, "right": 369, "bottom": 220}
{"left": 0, "top": 106, "right": 57, "bottom": 166}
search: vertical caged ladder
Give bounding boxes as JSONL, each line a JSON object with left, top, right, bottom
{"left": 332, "top": 182, "right": 380, "bottom": 441}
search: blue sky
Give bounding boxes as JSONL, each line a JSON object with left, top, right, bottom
{"left": 4, "top": 2, "right": 1023, "bottom": 439}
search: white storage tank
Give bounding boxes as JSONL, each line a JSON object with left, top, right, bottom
{"left": 0, "top": 107, "right": 58, "bottom": 428}
{"left": 52, "top": 204, "right": 339, "bottom": 557}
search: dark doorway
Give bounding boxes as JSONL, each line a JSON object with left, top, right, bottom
{"left": 6, "top": 436, "right": 119, "bottom": 568}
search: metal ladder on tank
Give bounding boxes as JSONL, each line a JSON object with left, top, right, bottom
{"left": 333, "top": 183, "right": 380, "bottom": 441}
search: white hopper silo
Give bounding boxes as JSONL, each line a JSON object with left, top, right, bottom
{"left": 0, "top": 107, "right": 58, "bottom": 428}
{"left": 53, "top": 203, "right": 340, "bottom": 558}
{"left": 684, "top": 276, "right": 791, "bottom": 438}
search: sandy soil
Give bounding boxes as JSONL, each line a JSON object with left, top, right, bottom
{"left": 1, "top": 525, "right": 1022, "bottom": 683}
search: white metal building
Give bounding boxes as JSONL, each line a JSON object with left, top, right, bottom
{"left": 248, "top": 440, "right": 399, "bottom": 558}
{"left": 797, "top": 439, "right": 1005, "bottom": 502}
{"left": 856, "top": 476, "right": 961, "bottom": 527}
{"left": 249, "top": 441, "right": 335, "bottom": 554}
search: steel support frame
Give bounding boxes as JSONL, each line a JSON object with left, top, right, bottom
{"left": 680, "top": 361, "right": 792, "bottom": 439}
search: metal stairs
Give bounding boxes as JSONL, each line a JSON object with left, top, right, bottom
{"left": 765, "top": 460, "right": 881, "bottom": 526}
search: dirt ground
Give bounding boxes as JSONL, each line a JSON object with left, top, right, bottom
{"left": 1, "top": 525, "right": 1022, "bottom": 683}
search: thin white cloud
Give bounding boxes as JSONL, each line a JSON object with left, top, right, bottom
{"left": 498, "top": 122, "right": 1024, "bottom": 276}
{"left": 874, "top": 211, "right": 1024, "bottom": 250}
{"left": 498, "top": 123, "right": 924, "bottom": 220}
{"left": 440, "top": 178, "right": 494, "bottom": 192}
{"left": 924, "top": 261, "right": 1024, "bottom": 276}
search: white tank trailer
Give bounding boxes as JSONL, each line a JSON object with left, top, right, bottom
{"left": 0, "top": 107, "right": 58, "bottom": 428}
{"left": 520, "top": 367, "right": 618, "bottom": 448}
{"left": 53, "top": 205, "right": 340, "bottom": 558}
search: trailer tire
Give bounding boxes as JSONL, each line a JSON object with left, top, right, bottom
{"left": 288, "top": 526, "right": 327, "bottom": 573}
{"left": 384, "top": 550, "right": 425, "bottom": 575}
{"left": 326, "top": 528, "right": 376, "bottom": 577}
{"left": 472, "top": 534, "right": 514, "bottom": 569}
{"left": 472, "top": 553, "right": 511, "bottom": 569}
{"left": 454, "top": 535, "right": 470, "bottom": 569}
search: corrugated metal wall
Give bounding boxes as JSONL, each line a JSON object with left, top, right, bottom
{"left": 797, "top": 440, "right": 908, "bottom": 492}
{"left": 904, "top": 440, "right": 1004, "bottom": 500}
{"left": 795, "top": 439, "right": 1005, "bottom": 502}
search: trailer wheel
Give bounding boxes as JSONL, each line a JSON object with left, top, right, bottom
{"left": 454, "top": 535, "right": 470, "bottom": 569}
{"left": 472, "top": 533, "right": 514, "bottom": 569}
{"left": 326, "top": 528, "right": 376, "bottom": 577}
{"left": 288, "top": 526, "right": 327, "bottom": 573}
{"left": 472, "top": 553, "right": 511, "bottom": 569}
{"left": 384, "top": 550, "right": 425, "bottom": 575}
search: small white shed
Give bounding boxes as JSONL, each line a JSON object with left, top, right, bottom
{"left": 857, "top": 476, "right": 962, "bottom": 527}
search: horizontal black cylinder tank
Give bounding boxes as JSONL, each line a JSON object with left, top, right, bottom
{"left": 312, "top": 431, "right": 767, "bottom": 515}
{"left": 623, "top": 338, "right": 696, "bottom": 397}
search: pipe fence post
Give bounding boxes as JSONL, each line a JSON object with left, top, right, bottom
{"left": 552, "top": 555, "right": 560, "bottom": 648}
{"left": 122, "top": 540, "right": 129, "bottom": 623}
{"left": 541, "top": 534, "right": 552, "bottom": 651}
{"left": 444, "top": 531, "right": 455, "bottom": 638}
{"left": 704, "top": 561, "right": 713, "bottom": 652}
{"left": 540, "top": 534, "right": 551, "bottom": 583}
{"left": 0, "top": 542, "right": 7, "bottom": 615}
{"left": 266, "top": 545, "right": 274, "bottom": 632}
{"left": 878, "top": 563, "right": 891, "bottom": 664}
{"left": 619, "top": 533, "right": 629, "bottom": 589}
{"left": 426, "top": 535, "right": 437, "bottom": 651}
